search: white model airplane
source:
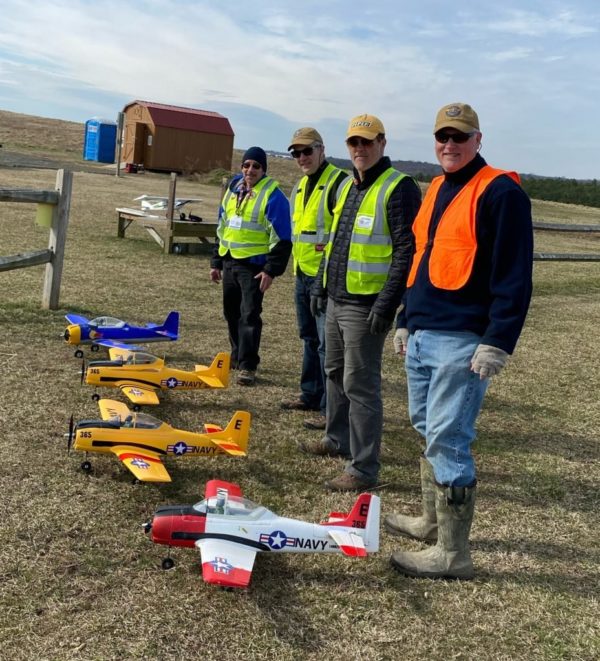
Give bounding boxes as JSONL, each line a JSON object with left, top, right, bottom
{"left": 134, "top": 195, "right": 202, "bottom": 211}
{"left": 144, "top": 479, "right": 380, "bottom": 588}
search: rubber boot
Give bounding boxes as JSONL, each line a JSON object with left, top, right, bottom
{"left": 390, "top": 482, "right": 476, "bottom": 580}
{"left": 384, "top": 457, "right": 437, "bottom": 542}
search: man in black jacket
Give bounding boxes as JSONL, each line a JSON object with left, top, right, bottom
{"left": 300, "top": 114, "right": 421, "bottom": 491}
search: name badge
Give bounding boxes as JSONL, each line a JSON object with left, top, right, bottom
{"left": 356, "top": 214, "right": 374, "bottom": 230}
{"left": 229, "top": 215, "right": 243, "bottom": 229}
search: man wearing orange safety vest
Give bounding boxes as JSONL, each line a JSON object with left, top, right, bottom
{"left": 386, "top": 103, "right": 533, "bottom": 580}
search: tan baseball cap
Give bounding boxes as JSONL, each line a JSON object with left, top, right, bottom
{"left": 346, "top": 114, "right": 385, "bottom": 140}
{"left": 434, "top": 103, "right": 480, "bottom": 133}
{"left": 288, "top": 127, "right": 323, "bottom": 150}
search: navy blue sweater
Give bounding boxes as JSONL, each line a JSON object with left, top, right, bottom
{"left": 398, "top": 154, "right": 533, "bottom": 354}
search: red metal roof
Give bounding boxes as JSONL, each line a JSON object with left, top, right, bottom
{"left": 123, "top": 100, "right": 234, "bottom": 136}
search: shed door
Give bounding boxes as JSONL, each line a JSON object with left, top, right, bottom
{"left": 133, "top": 123, "right": 147, "bottom": 164}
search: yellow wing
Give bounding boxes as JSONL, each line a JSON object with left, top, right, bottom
{"left": 110, "top": 446, "right": 171, "bottom": 482}
{"left": 98, "top": 398, "right": 132, "bottom": 421}
{"left": 120, "top": 385, "right": 160, "bottom": 406}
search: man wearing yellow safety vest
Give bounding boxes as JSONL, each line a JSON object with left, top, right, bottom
{"left": 299, "top": 114, "right": 421, "bottom": 492}
{"left": 210, "top": 147, "right": 292, "bottom": 386}
{"left": 386, "top": 103, "right": 533, "bottom": 580}
{"left": 280, "top": 127, "right": 347, "bottom": 430}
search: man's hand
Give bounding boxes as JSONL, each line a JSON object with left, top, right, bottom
{"left": 254, "top": 271, "right": 273, "bottom": 293}
{"left": 310, "top": 295, "right": 326, "bottom": 317}
{"left": 393, "top": 328, "right": 409, "bottom": 356}
{"left": 209, "top": 268, "right": 222, "bottom": 283}
{"left": 367, "top": 310, "right": 393, "bottom": 335}
{"left": 471, "top": 344, "right": 509, "bottom": 379}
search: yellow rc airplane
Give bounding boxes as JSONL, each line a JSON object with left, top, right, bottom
{"left": 68, "top": 399, "right": 251, "bottom": 482}
{"left": 84, "top": 349, "right": 230, "bottom": 407}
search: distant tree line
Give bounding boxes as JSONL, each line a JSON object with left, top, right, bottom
{"left": 519, "top": 177, "right": 600, "bottom": 208}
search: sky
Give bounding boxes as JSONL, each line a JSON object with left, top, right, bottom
{"left": 0, "top": 0, "right": 598, "bottom": 179}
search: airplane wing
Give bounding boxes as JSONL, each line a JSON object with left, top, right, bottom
{"left": 327, "top": 530, "right": 367, "bottom": 557}
{"left": 98, "top": 398, "right": 132, "bottom": 421}
{"left": 120, "top": 386, "right": 160, "bottom": 406}
{"left": 196, "top": 538, "right": 256, "bottom": 588}
{"left": 65, "top": 313, "right": 89, "bottom": 325}
{"left": 110, "top": 446, "right": 171, "bottom": 482}
{"left": 97, "top": 339, "right": 144, "bottom": 351}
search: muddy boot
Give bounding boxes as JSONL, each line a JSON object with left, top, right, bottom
{"left": 384, "top": 456, "right": 437, "bottom": 542}
{"left": 390, "top": 482, "right": 476, "bottom": 580}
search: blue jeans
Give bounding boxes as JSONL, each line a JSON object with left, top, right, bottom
{"left": 295, "top": 272, "right": 326, "bottom": 413}
{"left": 323, "top": 300, "right": 387, "bottom": 482}
{"left": 405, "top": 330, "right": 488, "bottom": 487}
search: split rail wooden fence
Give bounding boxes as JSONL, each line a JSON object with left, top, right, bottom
{"left": 0, "top": 169, "right": 72, "bottom": 309}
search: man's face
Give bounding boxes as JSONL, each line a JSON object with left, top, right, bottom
{"left": 241, "top": 159, "right": 264, "bottom": 187}
{"left": 290, "top": 143, "right": 324, "bottom": 175}
{"left": 346, "top": 135, "right": 386, "bottom": 178}
{"left": 434, "top": 128, "right": 481, "bottom": 173}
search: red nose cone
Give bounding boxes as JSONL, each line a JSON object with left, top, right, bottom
{"left": 150, "top": 507, "right": 206, "bottom": 548}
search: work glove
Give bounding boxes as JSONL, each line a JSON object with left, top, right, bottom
{"left": 310, "top": 295, "right": 326, "bottom": 317}
{"left": 470, "top": 344, "right": 509, "bottom": 380}
{"left": 393, "top": 328, "right": 410, "bottom": 356}
{"left": 367, "top": 310, "right": 393, "bottom": 335}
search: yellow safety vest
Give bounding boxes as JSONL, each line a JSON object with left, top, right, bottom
{"left": 290, "top": 164, "right": 345, "bottom": 276}
{"left": 324, "top": 168, "right": 408, "bottom": 294}
{"left": 218, "top": 176, "right": 280, "bottom": 259}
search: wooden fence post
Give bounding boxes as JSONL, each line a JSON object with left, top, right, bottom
{"left": 42, "top": 169, "right": 72, "bottom": 309}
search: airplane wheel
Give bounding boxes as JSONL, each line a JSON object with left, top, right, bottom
{"left": 91, "top": 345, "right": 99, "bottom": 353}
{"left": 74, "top": 349, "right": 83, "bottom": 359}
{"left": 81, "top": 460, "right": 92, "bottom": 473}
{"left": 91, "top": 393, "right": 100, "bottom": 402}
{"left": 162, "top": 557, "right": 175, "bottom": 571}
{"left": 133, "top": 405, "right": 141, "bottom": 412}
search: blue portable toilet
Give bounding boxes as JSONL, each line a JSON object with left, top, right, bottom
{"left": 83, "top": 117, "right": 117, "bottom": 163}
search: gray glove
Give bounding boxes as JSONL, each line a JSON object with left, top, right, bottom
{"left": 367, "top": 310, "right": 393, "bottom": 335}
{"left": 310, "top": 295, "right": 326, "bottom": 317}
{"left": 471, "top": 344, "right": 509, "bottom": 379}
{"left": 393, "top": 328, "right": 409, "bottom": 356}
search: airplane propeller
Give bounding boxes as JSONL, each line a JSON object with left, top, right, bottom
{"left": 67, "top": 415, "right": 74, "bottom": 454}
{"left": 80, "top": 359, "right": 86, "bottom": 384}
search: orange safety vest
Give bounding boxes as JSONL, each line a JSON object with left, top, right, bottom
{"left": 407, "top": 165, "right": 520, "bottom": 290}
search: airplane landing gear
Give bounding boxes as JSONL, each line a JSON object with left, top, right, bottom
{"left": 162, "top": 557, "right": 175, "bottom": 570}
{"left": 81, "top": 460, "right": 92, "bottom": 473}
{"left": 74, "top": 349, "right": 84, "bottom": 359}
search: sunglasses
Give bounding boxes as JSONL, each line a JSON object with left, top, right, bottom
{"left": 434, "top": 131, "right": 475, "bottom": 144}
{"left": 242, "top": 161, "right": 262, "bottom": 170}
{"left": 290, "top": 146, "right": 316, "bottom": 159}
{"left": 346, "top": 136, "right": 375, "bottom": 148}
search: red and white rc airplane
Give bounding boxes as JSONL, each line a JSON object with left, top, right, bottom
{"left": 144, "top": 479, "right": 380, "bottom": 588}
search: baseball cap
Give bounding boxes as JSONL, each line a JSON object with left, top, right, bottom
{"left": 346, "top": 114, "right": 385, "bottom": 140}
{"left": 288, "top": 127, "right": 323, "bottom": 150}
{"left": 434, "top": 103, "right": 480, "bottom": 133}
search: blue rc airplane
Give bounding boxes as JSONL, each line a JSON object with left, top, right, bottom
{"left": 64, "top": 310, "right": 179, "bottom": 357}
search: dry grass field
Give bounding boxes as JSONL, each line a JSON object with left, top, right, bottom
{"left": 0, "top": 114, "right": 599, "bottom": 660}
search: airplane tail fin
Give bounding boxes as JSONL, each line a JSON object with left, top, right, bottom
{"left": 207, "top": 410, "right": 251, "bottom": 455}
{"left": 323, "top": 493, "right": 380, "bottom": 552}
{"left": 194, "top": 352, "right": 230, "bottom": 388}
{"left": 160, "top": 311, "right": 179, "bottom": 339}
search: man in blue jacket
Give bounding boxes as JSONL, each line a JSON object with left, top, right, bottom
{"left": 210, "top": 147, "right": 291, "bottom": 386}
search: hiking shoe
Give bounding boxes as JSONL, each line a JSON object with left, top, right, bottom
{"left": 325, "top": 472, "right": 377, "bottom": 492}
{"left": 280, "top": 397, "right": 313, "bottom": 411}
{"left": 297, "top": 439, "right": 346, "bottom": 458}
{"left": 237, "top": 369, "right": 256, "bottom": 386}
{"left": 303, "top": 415, "right": 326, "bottom": 430}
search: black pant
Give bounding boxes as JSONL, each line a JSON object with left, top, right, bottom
{"left": 222, "top": 260, "right": 264, "bottom": 371}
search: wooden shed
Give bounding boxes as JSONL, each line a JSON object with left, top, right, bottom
{"left": 121, "top": 100, "right": 234, "bottom": 173}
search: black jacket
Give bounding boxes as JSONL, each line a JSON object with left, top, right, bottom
{"left": 313, "top": 156, "right": 420, "bottom": 319}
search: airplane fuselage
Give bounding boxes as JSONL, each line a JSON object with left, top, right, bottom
{"left": 85, "top": 364, "right": 223, "bottom": 392}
